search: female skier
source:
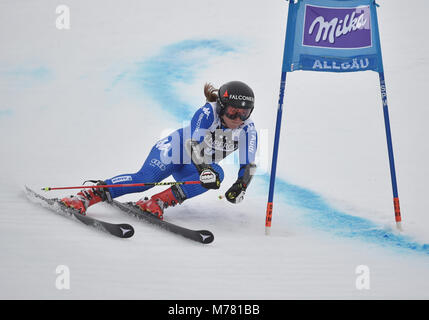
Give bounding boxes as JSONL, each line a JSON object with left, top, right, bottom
{"left": 61, "top": 81, "right": 258, "bottom": 219}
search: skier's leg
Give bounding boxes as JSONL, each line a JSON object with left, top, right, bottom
{"left": 172, "top": 163, "right": 224, "bottom": 200}
{"left": 105, "top": 130, "right": 186, "bottom": 199}
{"left": 134, "top": 163, "right": 224, "bottom": 220}
{"left": 61, "top": 132, "right": 181, "bottom": 214}
{"left": 132, "top": 131, "right": 188, "bottom": 219}
{"left": 105, "top": 148, "right": 174, "bottom": 199}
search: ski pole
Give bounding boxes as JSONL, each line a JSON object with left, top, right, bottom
{"left": 41, "top": 181, "right": 201, "bottom": 191}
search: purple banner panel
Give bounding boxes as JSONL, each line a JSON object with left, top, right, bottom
{"left": 303, "top": 5, "right": 372, "bottom": 49}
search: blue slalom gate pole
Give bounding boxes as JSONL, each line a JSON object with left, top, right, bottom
{"left": 378, "top": 72, "right": 403, "bottom": 230}
{"left": 265, "top": 71, "right": 287, "bottom": 235}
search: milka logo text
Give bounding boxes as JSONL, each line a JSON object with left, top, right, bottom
{"left": 303, "top": 5, "right": 371, "bottom": 49}
{"left": 309, "top": 11, "right": 367, "bottom": 44}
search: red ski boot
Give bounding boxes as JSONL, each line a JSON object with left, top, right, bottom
{"left": 61, "top": 184, "right": 111, "bottom": 215}
{"left": 135, "top": 186, "right": 186, "bottom": 220}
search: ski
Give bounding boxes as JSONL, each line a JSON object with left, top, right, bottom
{"left": 109, "top": 200, "right": 214, "bottom": 244}
{"left": 24, "top": 186, "right": 134, "bottom": 239}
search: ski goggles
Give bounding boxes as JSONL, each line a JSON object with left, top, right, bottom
{"left": 224, "top": 105, "right": 253, "bottom": 121}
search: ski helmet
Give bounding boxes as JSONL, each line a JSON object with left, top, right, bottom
{"left": 217, "top": 81, "right": 255, "bottom": 121}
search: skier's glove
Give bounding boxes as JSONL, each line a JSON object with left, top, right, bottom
{"left": 199, "top": 167, "right": 221, "bottom": 189}
{"left": 225, "top": 179, "right": 247, "bottom": 204}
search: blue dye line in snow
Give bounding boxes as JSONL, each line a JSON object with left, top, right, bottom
{"left": 260, "top": 175, "right": 429, "bottom": 255}
{"left": 134, "top": 39, "right": 235, "bottom": 120}
{"left": 0, "top": 66, "right": 51, "bottom": 80}
{"left": 0, "top": 109, "right": 13, "bottom": 117}
{"left": 126, "top": 39, "right": 429, "bottom": 255}
{"left": 0, "top": 66, "right": 52, "bottom": 119}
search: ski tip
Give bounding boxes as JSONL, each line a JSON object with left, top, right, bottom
{"left": 24, "top": 185, "right": 35, "bottom": 196}
{"left": 118, "top": 224, "right": 135, "bottom": 238}
{"left": 197, "top": 230, "right": 214, "bottom": 244}
{"left": 41, "top": 187, "right": 51, "bottom": 191}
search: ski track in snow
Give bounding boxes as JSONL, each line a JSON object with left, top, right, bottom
{"left": 114, "top": 38, "right": 429, "bottom": 257}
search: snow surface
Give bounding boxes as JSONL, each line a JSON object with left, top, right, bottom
{"left": 1, "top": 0, "right": 429, "bottom": 299}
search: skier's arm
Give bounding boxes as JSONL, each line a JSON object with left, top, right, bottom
{"left": 225, "top": 124, "right": 257, "bottom": 203}
{"left": 186, "top": 140, "right": 221, "bottom": 189}
{"left": 185, "top": 103, "right": 221, "bottom": 189}
{"left": 189, "top": 103, "right": 214, "bottom": 144}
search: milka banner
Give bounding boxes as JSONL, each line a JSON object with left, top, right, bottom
{"left": 266, "top": 0, "right": 403, "bottom": 233}
{"left": 283, "top": 0, "right": 383, "bottom": 72}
